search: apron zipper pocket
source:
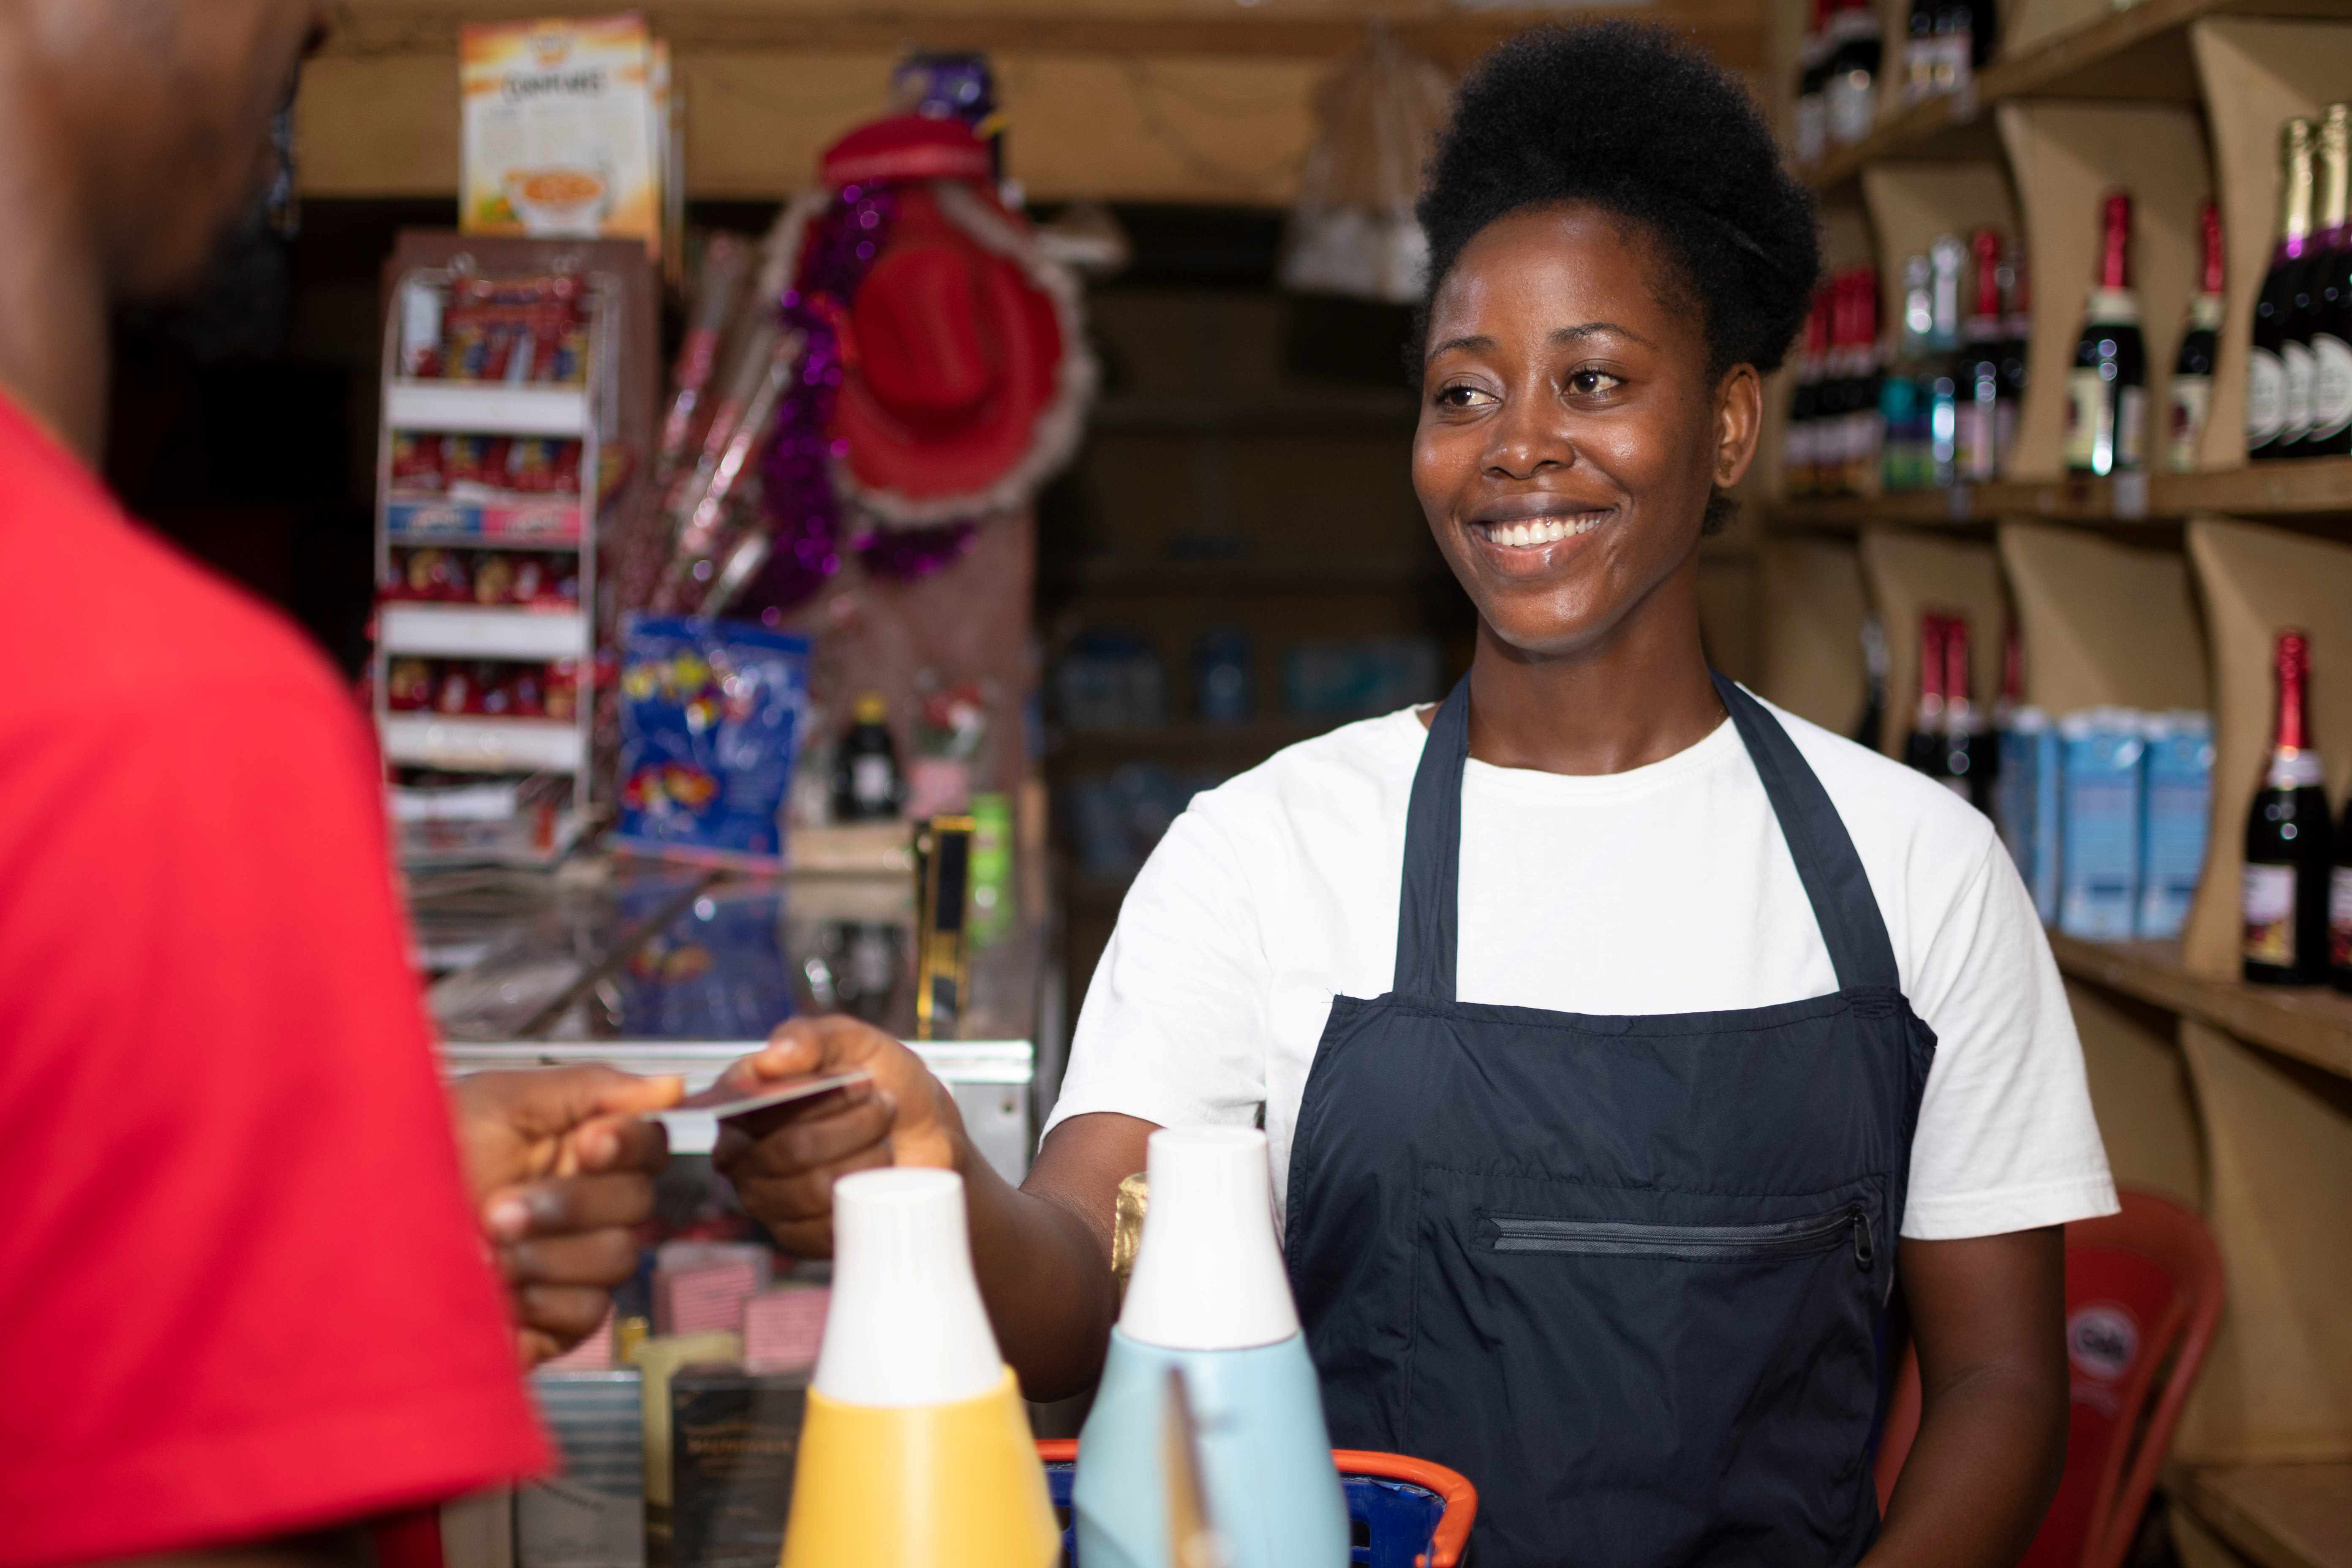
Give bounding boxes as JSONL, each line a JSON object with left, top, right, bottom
{"left": 1484, "top": 1206, "right": 1874, "bottom": 1271}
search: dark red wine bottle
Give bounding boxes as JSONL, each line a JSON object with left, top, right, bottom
{"left": 1906, "top": 612, "right": 1948, "bottom": 777}
{"left": 2243, "top": 631, "right": 2333, "bottom": 985}
{"left": 2332, "top": 792, "right": 2352, "bottom": 992}
{"left": 1939, "top": 613, "right": 1992, "bottom": 813}
{"left": 2168, "top": 201, "right": 2224, "bottom": 473}
{"left": 2063, "top": 191, "right": 2147, "bottom": 476}
{"left": 2301, "top": 103, "right": 2352, "bottom": 458}
{"left": 2252, "top": 118, "right": 2316, "bottom": 461}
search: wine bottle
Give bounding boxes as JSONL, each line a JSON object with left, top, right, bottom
{"left": 1998, "top": 243, "right": 2030, "bottom": 472}
{"left": 1927, "top": 234, "right": 1965, "bottom": 487}
{"left": 1940, "top": 613, "right": 1993, "bottom": 813}
{"left": 1903, "top": 0, "right": 1938, "bottom": 106}
{"left": 1794, "top": 0, "right": 1832, "bottom": 166}
{"left": 832, "top": 692, "right": 906, "bottom": 822}
{"left": 1933, "top": 0, "right": 1975, "bottom": 96}
{"left": 2063, "top": 191, "right": 2148, "bottom": 477}
{"left": 2303, "top": 104, "right": 2352, "bottom": 458}
{"left": 1957, "top": 229, "right": 2008, "bottom": 481}
{"left": 2243, "top": 630, "right": 2333, "bottom": 985}
{"left": 1906, "top": 613, "right": 1948, "bottom": 778}
{"left": 2252, "top": 118, "right": 2316, "bottom": 462}
{"left": 1786, "top": 289, "right": 1831, "bottom": 498}
{"left": 1824, "top": 0, "right": 1883, "bottom": 149}
{"left": 1844, "top": 270, "right": 1886, "bottom": 495}
{"left": 2332, "top": 793, "right": 2352, "bottom": 992}
{"left": 2167, "top": 201, "right": 2225, "bottom": 474}
{"left": 1885, "top": 254, "right": 1932, "bottom": 491}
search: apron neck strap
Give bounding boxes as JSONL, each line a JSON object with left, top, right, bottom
{"left": 1391, "top": 672, "right": 1902, "bottom": 1001}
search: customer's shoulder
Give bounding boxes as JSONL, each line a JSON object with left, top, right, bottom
{"left": 0, "top": 490, "right": 349, "bottom": 730}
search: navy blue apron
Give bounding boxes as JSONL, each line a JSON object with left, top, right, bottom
{"left": 1283, "top": 673, "right": 1935, "bottom": 1568}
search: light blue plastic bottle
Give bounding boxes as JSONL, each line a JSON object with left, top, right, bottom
{"left": 1073, "top": 1128, "right": 1350, "bottom": 1568}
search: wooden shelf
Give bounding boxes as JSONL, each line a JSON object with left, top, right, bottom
{"left": 1802, "top": 0, "right": 2352, "bottom": 194}
{"left": 2047, "top": 933, "right": 2352, "bottom": 1078}
{"left": 2172, "top": 1462, "right": 2352, "bottom": 1568}
{"left": 1770, "top": 459, "right": 2352, "bottom": 530}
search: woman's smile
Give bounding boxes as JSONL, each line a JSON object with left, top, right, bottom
{"left": 1464, "top": 499, "right": 1615, "bottom": 570}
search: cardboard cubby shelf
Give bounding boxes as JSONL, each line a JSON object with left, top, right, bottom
{"left": 1998, "top": 522, "right": 2208, "bottom": 714}
{"left": 1858, "top": 529, "right": 2007, "bottom": 758}
{"left": 1756, "top": 539, "right": 1870, "bottom": 735}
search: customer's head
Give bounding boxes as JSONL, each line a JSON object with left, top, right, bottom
{"left": 1409, "top": 23, "right": 1818, "bottom": 659}
{"left": 1, "top": 0, "right": 324, "bottom": 300}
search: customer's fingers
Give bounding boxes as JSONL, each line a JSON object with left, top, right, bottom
{"left": 483, "top": 1171, "right": 656, "bottom": 1243}
{"left": 564, "top": 1113, "right": 670, "bottom": 1177}
{"left": 515, "top": 1284, "right": 615, "bottom": 1345}
{"left": 494, "top": 1228, "right": 643, "bottom": 1291}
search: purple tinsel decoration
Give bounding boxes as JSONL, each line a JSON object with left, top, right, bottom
{"left": 748, "top": 183, "right": 983, "bottom": 614}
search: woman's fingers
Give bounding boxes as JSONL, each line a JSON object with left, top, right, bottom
{"left": 515, "top": 1283, "right": 618, "bottom": 1345}
{"left": 482, "top": 1169, "right": 657, "bottom": 1244}
{"left": 724, "top": 1141, "right": 895, "bottom": 1254}
{"left": 717, "top": 1090, "right": 895, "bottom": 1181}
{"left": 494, "top": 1226, "right": 644, "bottom": 1291}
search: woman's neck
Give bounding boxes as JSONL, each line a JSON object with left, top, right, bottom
{"left": 1460, "top": 565, "right": 1724, "bottom": 776}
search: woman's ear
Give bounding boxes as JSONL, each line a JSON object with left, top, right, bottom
{"left": 1712, "top": 363, "right": 1764, "bottom": 490}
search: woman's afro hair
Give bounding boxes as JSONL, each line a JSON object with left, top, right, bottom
{"left": 1416, "top": 21, "right": 1820, "bottom": 379}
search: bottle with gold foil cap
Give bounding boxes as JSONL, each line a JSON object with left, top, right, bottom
{"left": 2252, "top": 117, "right": 2317, "bottom": 459}
{"left": 2303, "top": 104, "right": 2352, "bottom": 457}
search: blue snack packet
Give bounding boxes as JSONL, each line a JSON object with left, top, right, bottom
{"left": 617, "top": 615, "right": 811, "bottom": 868}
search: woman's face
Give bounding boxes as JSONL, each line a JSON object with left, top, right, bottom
{"left": 1413, "top": 203, "right": 1759, "bottom": 660}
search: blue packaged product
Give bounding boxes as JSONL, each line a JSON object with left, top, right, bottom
{"left": 2058, "top": 708, "right": 2145, "bottom": 941}
{"left": 2137, "top": 710, "right": 2214, "bottom": 941}
{"left": 1996, "top": 707, "right": 2062, "bottom": 924}
{"left": 618, "top": 616, "right": 811, "bottom": 868}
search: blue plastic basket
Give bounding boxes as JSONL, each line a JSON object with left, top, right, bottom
{"left": 1041, "top": 1450, "right": 1474, "bottom": 1568}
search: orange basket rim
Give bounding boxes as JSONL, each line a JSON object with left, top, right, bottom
{"left": 1032, "top": 1439, "right": 1477, "bottom": 1568}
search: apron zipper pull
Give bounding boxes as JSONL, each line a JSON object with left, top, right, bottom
{"left": 1851, "top": 1210, "right": 1874, "bottom": 1272}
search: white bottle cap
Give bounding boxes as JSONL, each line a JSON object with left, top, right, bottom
{"left": 812, "top": 1167, "right": 1004, "bottom": 1408}
{"left": 1119, "top": 1126, "right": 1301, "bottom": 1352}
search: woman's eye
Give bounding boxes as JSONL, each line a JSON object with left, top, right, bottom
{"left": 1566, "top": 370, "right": 1624, "bottom": 397}
{"left": 1435, "top": 384, "right": 1494, "bottom": 410}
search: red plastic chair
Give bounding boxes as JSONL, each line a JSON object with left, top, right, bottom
{"left": 1873, "top": 1190, "right": 2225, "bottom": 1568}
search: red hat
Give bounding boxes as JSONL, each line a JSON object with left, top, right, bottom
{"left": 811, "top": 115, "right": 1094, "bottom": 527}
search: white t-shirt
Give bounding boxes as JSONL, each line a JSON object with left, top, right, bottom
{"left": 1046, "top": 694, "right": 2118, "bottom": 1241}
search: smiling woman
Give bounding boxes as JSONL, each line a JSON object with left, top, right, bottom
{"left": 708, "top": 23, "right": 2119, "bottom": 1568}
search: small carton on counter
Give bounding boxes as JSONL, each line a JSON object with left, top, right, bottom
{"left": 670, "top": 1365, "right": 810, "bottom": 1568}
{"left": 461, "top": 16, "right": 659, "bottom": 250}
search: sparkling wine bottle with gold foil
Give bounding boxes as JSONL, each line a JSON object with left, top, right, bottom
{"left": 2243, "top": 631, "right": 2333, "bottom": 985}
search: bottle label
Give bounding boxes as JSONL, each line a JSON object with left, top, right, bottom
{"left": 1955, "top": 401, "right": 1995, "bottom": 479}
{"left": 1794, "top": 97, "right": 1827, "bottom": 165}
{"left": 1825, "top": 71, "right": 1875, "bottom": 145}
{"left": 2333, "top": 866, "right": 2352, "bottom": 972}
{"left": 2063, "top": 368, "right": 2107, "bottom": 470}
{"left": 2311, "top": 333, "right": 2352, "bottom": 439}
{"left": 2247, "top": 347, "right": 2287, "bottom": 444}
{"left": 2244, "top": 862, "right": 2299, "bottom": 967}
{"left": 2284, "top": 339, "right": 2315, "bottom": 441}
{"left": 852, "top": 755, "right": 896, "bottom": 806}
{"left": 2116, "top": 386, "right": 2145, "bottom": 468}
{"left": 2167, "top": 375, "right": 2210, "bottom": 472}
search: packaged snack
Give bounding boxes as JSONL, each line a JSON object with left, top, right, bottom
{"left": 460, "top": 17, "right": 659, "bottom": 255}
{"left": 396, "top": 278, "right": 444, "bottom": 378}
{"left": 473, "top": 553, "right": 517, "bottom": 605}
{"left": 387, "top": 658, "right": 435, "bottom": 712}
{"left": 477, "top": 662, "right": 516, "bottom": 717}
{"left": 617, "top": 616, "right": 811, "bottom": 868}
{"left": 509, "top": 662, "right": 548, "bottom": 717}
{"left": 404, "top": 548, "right": 471, "bottom": 602}
{"left": 510, "top": 554, "right": 547, "bottom": 604}
{"left": 391, "top": 431, "right": 445, "bottom": 493}
{"left": 435, "top": 664, "right": 476, "bottom": 715}
{"left": 546, "top": 658, "right": 581, "bottom": 722}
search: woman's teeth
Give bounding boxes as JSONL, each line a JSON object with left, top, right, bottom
{"left": 1478, "top": 516, "right": 1601, "bottom": 547}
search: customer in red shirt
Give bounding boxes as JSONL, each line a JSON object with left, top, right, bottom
{"left": 0, "top": 3, "right": 678, "bottom": 1562}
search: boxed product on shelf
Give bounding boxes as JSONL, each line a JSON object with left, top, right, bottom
{"left": 2138, "top": 711, "right": 2216, "bottom": 941}
{"left": 1996, "top": 707, "right": 2062, "bottom": 924}
{"left": 617, "top": 617, "right": 812, "bottom": 869}
{"left": 460, "top": 16, "right": 662, "bottom": 253}
{"left": 2058, "top": 708, "right": 2145, "bottom": 941}
{"left": 382, "top": 546, "right": 581, "bottom": 607}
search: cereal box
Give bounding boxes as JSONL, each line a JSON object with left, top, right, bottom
{"left": 461, "top": 15, "right": 659, "bottom": 254}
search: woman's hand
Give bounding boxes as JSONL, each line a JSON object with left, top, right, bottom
{"left": 710, "top": 1015, "right": 968, "bottom": 1256}
{"left": 448, "top": 1065, "right": 683, "bottom": 1364}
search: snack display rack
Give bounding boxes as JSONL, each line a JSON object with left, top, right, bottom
{"left": 371, "top": 256, "right": 620, "bottom": 866}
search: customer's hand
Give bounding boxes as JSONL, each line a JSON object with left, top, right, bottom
{"left": 449, "top": 1065, "right": 683, "bottom": 1365}
{"left": 711, "top": 1015, "right": 966, "bottom": 1258}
